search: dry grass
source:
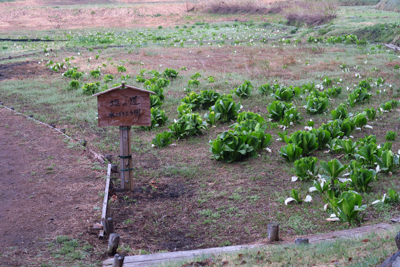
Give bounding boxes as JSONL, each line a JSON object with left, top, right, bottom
{"left": 283, "top": 0, "right": 339, "bottom": 26}
{"left": 202, "top": 0, "right": 286, "bottom": 15}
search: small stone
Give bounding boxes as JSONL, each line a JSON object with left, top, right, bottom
{"left": 50, "top": 123, "right": 56, "bottom": 128}
{"left": 295, "top": 238, "right": 309, "bottom": 245}
{"left": 49, "top": 218, "right": 54, "bottom": 221}
{"left": 10, "top": 106, "right": 14, "bottom": 110}
{"left": 60, "top": 128, "right": 66, "bottom": 134}
{"left": 111, "top": 164, "right": 119, "bottom": 174}
{"left": 395, "top": 231, "right": 400, "bottom": 250}
{"left": 105, "top": 154, "right": 112, "bottom": 162}
{"left": 28, "top": 115, "right": 33, "bottom": 118}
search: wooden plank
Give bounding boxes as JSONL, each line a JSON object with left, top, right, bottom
{"left": 92, "top": 84, "right": 155, "bottom": 97}
{"left": 102, "top": 223, "right": 394, "bottom": 267}
{"left": 99, "top": 164, "right": 112, "bottom": 239}
{"left": 119, "top": 127, "right": 132, "bottom": 190}
{"left": 97, "top": 89, "right": 151, "bottom": 127}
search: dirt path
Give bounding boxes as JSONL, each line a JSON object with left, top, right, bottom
{"left": 0, "top": 107, "right": 105, "bottom": 266}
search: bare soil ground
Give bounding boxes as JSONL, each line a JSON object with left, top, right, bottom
{"left": 0, "top": 108, "right": 106, "bottom": 266}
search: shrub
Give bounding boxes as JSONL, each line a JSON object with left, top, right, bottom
{"left": 267, "top": 101, "right": 292, "bottom": 121}
{"left": 82, "top": 82, "right": 100, "bottom": 95}
{"left": 117, "top": 65, "right": 127, "bottom": 72}
{"left": 386, "top": 131, "right": 397, "bottom": 141}
{"left": 259, "top": 83, "right": 272, "bottom": 95}
{"left": 306, "top": 95, "right": 329, "bottom": 114}
{"left": 90, "top": 69, "right": 101, "bottom": 78}
{"left": 68, "top": 80, "right": 80, "bottom": 90}
{"left": 294, "top": 157, "right": 319, "bottom": 180}
{"left": 163, "top": 68, "right": 179, "bottom": 78}
{"left": 181, "top": 92, "right": 202, "bottom": 110}
{"left": 63, "top": 68, "right": 83, "bottom": 79}
{"left": 331, "top": 103, "right": 348, "bottom": 120}
{"left": 280, "top": 143, "right": 303, "bottom": 162}
{"left": 103, "top": 74, "right": 114, "bottom": 83}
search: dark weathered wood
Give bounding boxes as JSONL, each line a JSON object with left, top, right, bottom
{"left": 103, "top": 223, "right": 394, "bottom": 267}
{"left": 268, "top": 223, "right": 279, "bottom": 242}
{"left": 96, "top": 88, "right": 152, "bottom": 127}
{"left": 111, "top": 164, "right": 119, "bottom": 174}
{"left": 113, "top": 254, "right": 125, "bottom": 267}
{"left": 295, "top": 238, "right": 309, "bottom": 245}
{"left": 119, "top": 127, "right": 133, "bottom": 190}
{"left": 99, "top": 164, "right": 112, "bottom": 239}
{"left": 105, "top": 217, "right": 114, "bottom": 235}
{"left": 107, "top": 233, "right": 120, "bottom": 256}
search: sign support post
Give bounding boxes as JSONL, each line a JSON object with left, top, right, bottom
{"left": 93, "top": 83, "right": 154, "bottom": 191}
{"left": 119, "top": 126, "right": 133, "bottom": 190}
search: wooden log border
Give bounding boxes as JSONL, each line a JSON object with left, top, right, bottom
{"left": 99, "top": 163, "right": 112, "bottom": 239}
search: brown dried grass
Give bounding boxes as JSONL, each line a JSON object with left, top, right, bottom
{"left": 283, "top": 0, "right": 339, "bottom": 26}
{"left": 202, "top": 0, "right": 286, "bottom": 15}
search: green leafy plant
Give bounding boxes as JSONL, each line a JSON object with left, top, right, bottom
{"left": 210, "top": 95, "right": 241, "bottom": 123}
{"left": 169, "top": 113, "right": 208, "bottom": 139}
{"left": 322, "top": 87, "right": 342, "bottom": 98}
{"left": 103, "top": 74, "right": 114, "bottom": 83}
{"left": 267, "top": 101, "right": 291, "bottom": 121}
{"left": 306, "top": 95, "right": 329, "bottom": 114}
{"left": 349, "top": 165, "right": 376, "bottom": 192}
{"left": 181, "top": 92, "right": 202, "bottom": 110}
{"left": 336, "top": 191, "right": 367, "bottom": 225}
{"left": 364, "top": 107, "right": 376, "bottom": 121}
{"left": 353, "top": 112, "right": 368, "bottom": 128}
{"left": 374, "top": 149, "right": 399, "bottom": 173}
{"left": 288, "top": 131, "right": 318, "bottom": 156}
{"left": 320, "top": 159, "right": 348, "bottom": 187}
{"left": 190, "top": 72, "right": 201, "bottom": 80}
{"left": 233, "top": 80, "right": 253, "bottom": 99}
{"left": 258, "top": 83, "right": 272, "bottom": 95}
{"left": 188, "top": 79, "right": 200, "bottom": 87}
{"left": 355, "top": 143, "right": 377, "bottom": 168}
{"left": 284, "top": 189, "right": 312, "bottom": 205}
{"left": 386, "top": 131, "right": 397, "bottom": 141}
{"left": 271, "top": 87, "right": 294, "bottom": 102}
{"left": 90, "top": 69, "right": 101, "bottom": 78}
{"left": 177, "top": 103, "right": 192, "bottom": 118}
{"left": 68, "top": 80, "right": 80, "bottom": 90}
{"left": 279, "top": 144, "right": 303, "bottom": 162}
{"left": 237, "top": 112, "right": 264, "bottom": 124}
{"left": 322, "top": 77, "right": 332, "bottom": 87}
{"left": 294, "top": 157, "right": 318, "bottom": 181}
{"left": 152, "top": 131, "right": 173, "bottom": 148}
{"left": 161, "top": 67, "right": 177, "bottom": 77}
{"left": 82, "top": 82, "right": 100, "bottom": 95}
{"left": 63, "top": 67, "right": 83, "bottom": 79}
{"left": 117, "top": 65, "right": 127, "bottom": 72}
{"left": 358, "top": 80, "right": 371, "bottom": 91}
{"left": 210, "top": 131, "right": 255, "bottom": 162}
{"left": 141, "top": 108, "right": 168, "bottom": 130}
{"left": 331, "top": 103, "right": 348, "bottom": 120}
{"left": 150, "top": 95, "right": 163, "bottom": 108}
{"left": 348, "top": 88, "right": 371, "bottom": 107}
{"left": 200, "top": 90, "right": 220, "bottom": 109}
{"left": 310, "top": 129, "right": 332, "bottom": 149}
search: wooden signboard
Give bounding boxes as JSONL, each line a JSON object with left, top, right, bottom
{"left": 94, "top": 86, "right": 154, "bottom": 127}
{"left": 93, "top": 83, "right": 154, "bottom": 191}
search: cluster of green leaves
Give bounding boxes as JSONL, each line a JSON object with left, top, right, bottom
{"left": 306, "top": 93, "right": 329, "bottom": 114}
{"left": 326, "top": 34, "right": 367, "bottom": 45}
{"left": 348, "top": 88, "right": 371, "bottom": 107}
{"left": 280, "top": 131, "right": 318, "bottom": 161}
{"left": 90, "top": 69, "right": 101, "bottom": 78}
{"left": 267, "top": 101, "right": 302, "bottom": 126}
{"left": 271, "top": 86, "right": 300, "bottom": 102}
{"left": 294, "top": 157, "right": 318, "bottom": 181}
{"left": 169, "top": 113, "right": 208, "bottom": 139}
{"left": 233, "top": 80, "right": 253, "bottom": 99}
{"left": 152, "top": 131, "right": 173, "bottom": 148}
{"left": 380, "top": 100, "right": 399, "bottom": 112}
{"left": 63, "top": 67, "right": 83, "bottom": 79}
{"left": 82, "top": 82, "right": 100, "bottom": 95}
{"left": 208, "top": 95, "right": 241, "bottom": 123}
{"left": 48, "top": 62, "right": 65, "bottom": 72}
{"left": 140, "top": 108, "right": 168, "bottom": 130}
{"left": 210, "top": 114, "right": 271, "bottom": 162}
{"left": 163, "top": 68, "right": 179, "bottom": 78}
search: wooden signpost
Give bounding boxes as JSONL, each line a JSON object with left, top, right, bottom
{"left": 93, "top": 83, "right": 154, "bottom": 190}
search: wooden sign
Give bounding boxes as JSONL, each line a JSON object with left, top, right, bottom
{"left": 93, "top": 84, "right": 155, "bottom": 127}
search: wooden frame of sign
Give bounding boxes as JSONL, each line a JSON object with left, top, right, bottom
{"left": 93, "top": 83, "right": 155, "bottom": 190}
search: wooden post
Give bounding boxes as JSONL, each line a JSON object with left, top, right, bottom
{"left": 113, "top": 254, "right": 125, "bottom": 267}
{"left": 268, "top": 223, "right": 279, "bottom": 242}
{"left": 119, "top": 126, "right": 133, "bottom": 190}
{"left": 107, "top": 233, "right": 120, "bottom": 256}
{"left": 105, "top": 217, "right": 114, "bottom": 235}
